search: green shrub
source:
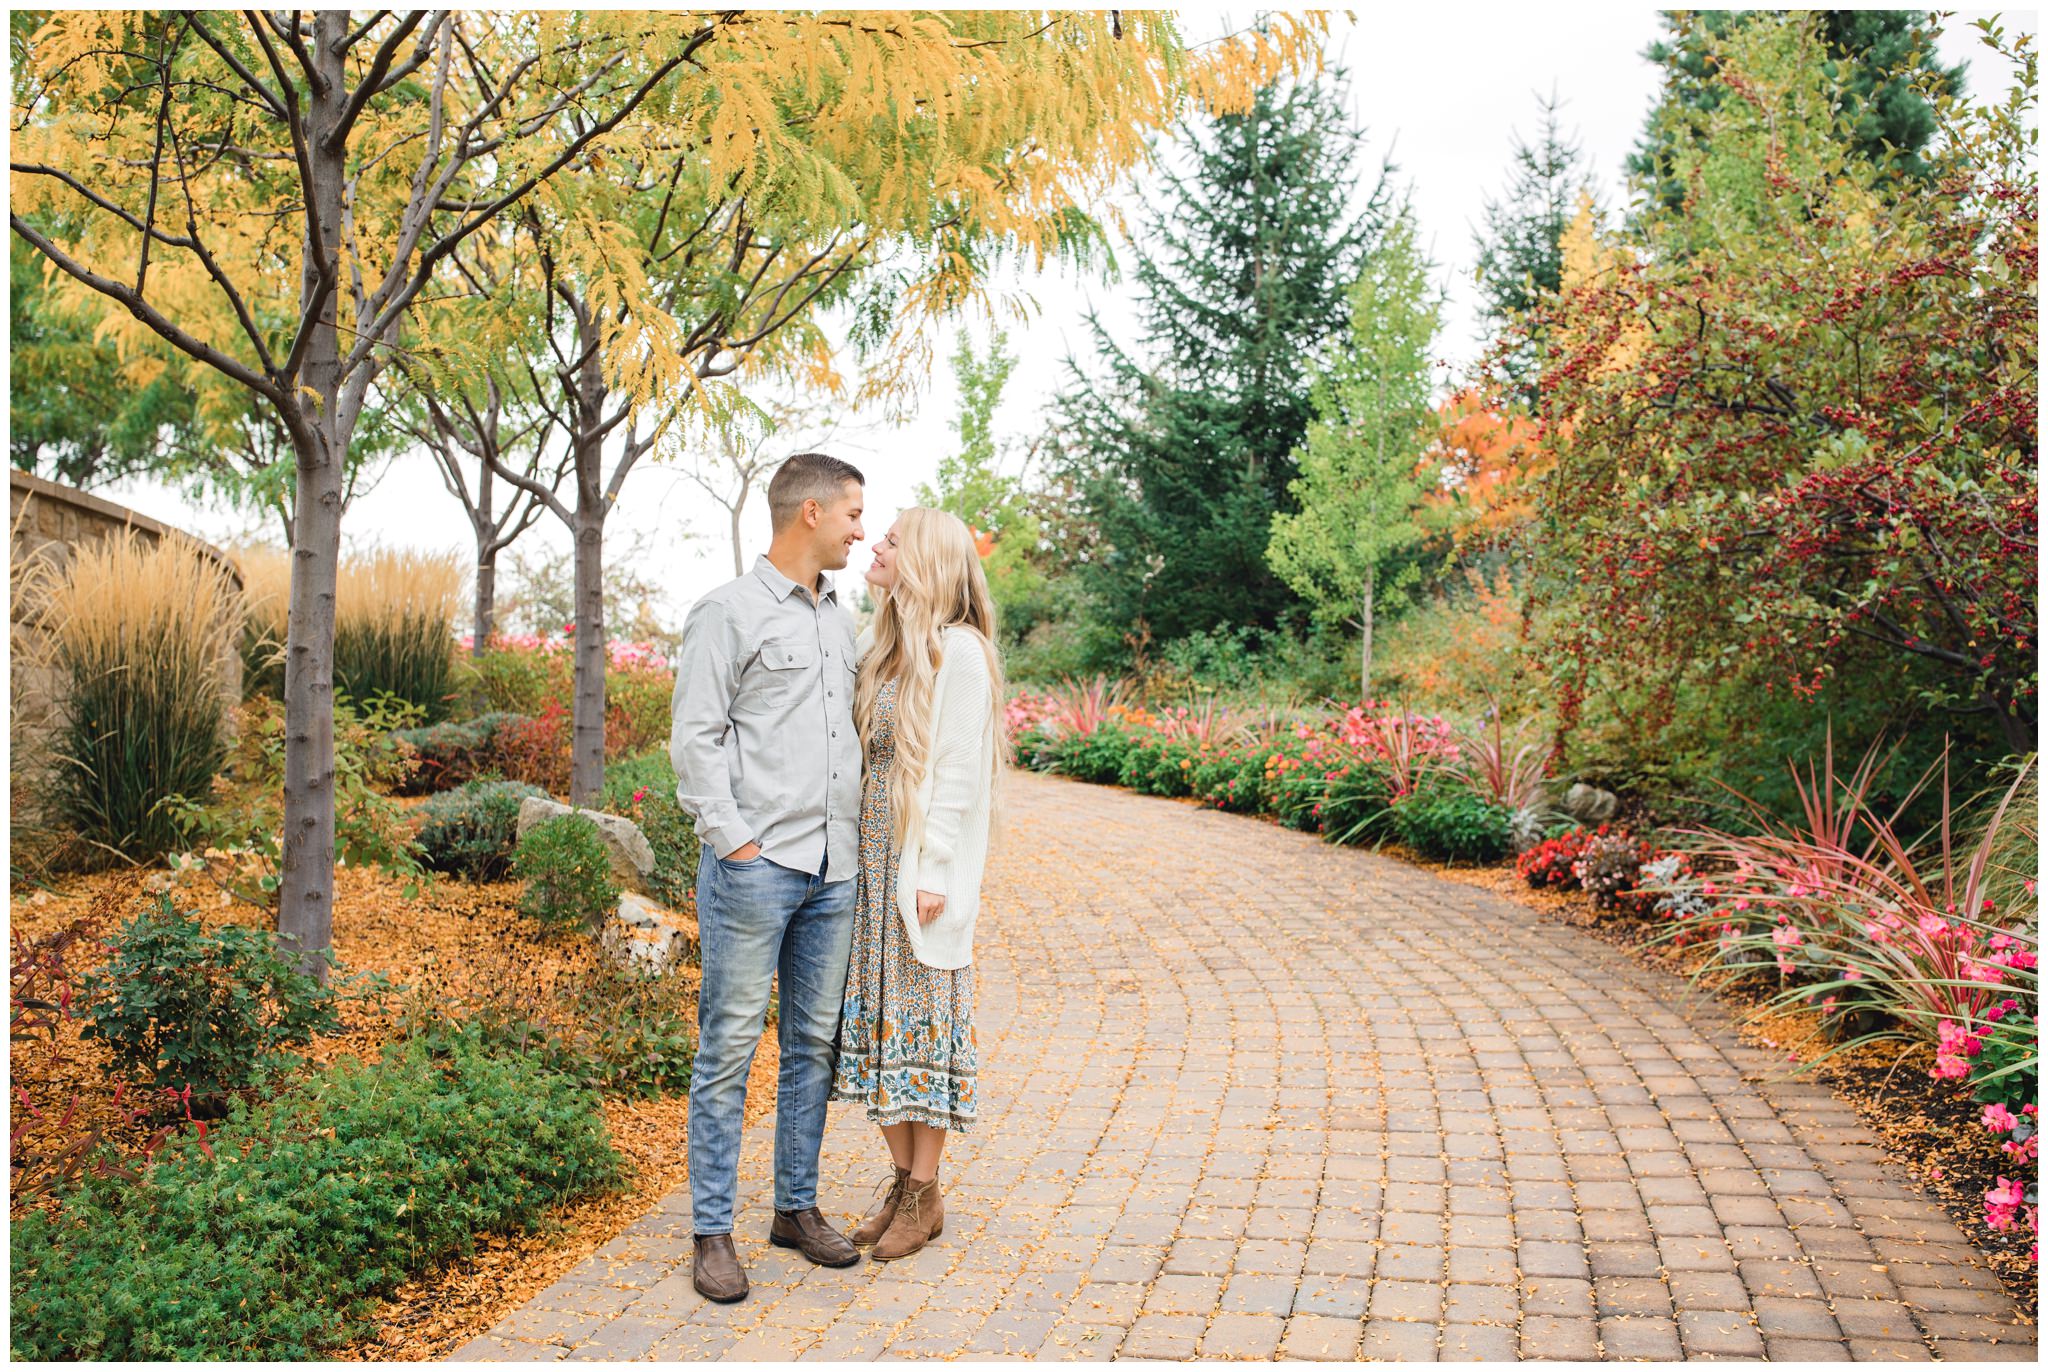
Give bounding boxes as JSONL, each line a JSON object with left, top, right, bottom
{"left": 1121, "top": 736, "right": 1197, "bottom": 797}
{"left": 1191, "top": 748, "right": 1265, "bottom": 813}
{"left": 1388, "top": 783, "right": 1513, "bottom": 863}
{"left": 1321, "top": 765, "right": 1394, "bottom": 844}
{"left": 390, "top": 711, "right": 530, "bottom": 795}
{"left": 398, "top": 961, "right": 694, "bottom": 1100}
{"left": 1011, "top": 725, "right": 1062, "bottom": 772}
{"left": 1269, "top": 757, "right": 1335, "bottom": 831}
{"left": 514, "top": 815, "right": 621, "bottom": 932}
{"left": 1154, "top": 623, "right": 1354, "bottom": 703}
{"left": 162, "top": 693, "right": 427, "bottom": 909}
{"left": 8, "top": 1035, "right": 621, "bottom": 1361}
{"left": 77, "top": 895, "right": 344, "bottom": 1096}
{"left": 463, "top": 639, "right": 571, "bottom": 716}
{"left": 635, "top": 794, "right": 700, "bottom": 907}
{"left": 571, "top": 969, "right": 696, "bottom": 1098}
{"left": 413, "top": 779, "right": 548, "bottom": 880}
{"left": 1049, "top": 724, "right": 1137, "bottom": 785}
{"left": 596, "top": 751, "right": 700, "bottom": 906}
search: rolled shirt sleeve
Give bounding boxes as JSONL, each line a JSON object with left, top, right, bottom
{"left": 669, "top": 598, "right": 751, "bottom": 860}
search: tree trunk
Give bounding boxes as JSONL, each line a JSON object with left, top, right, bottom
{"left": 730, "top": 491, "right": 746, "bottom": 578}
{"left": 567, "top": 328, "right": 608, "bottom": 804}
{"left": 471, "top": 459, "right": 497, "bottom": 654}
{"left": 473, "top": 540, "right": 497, "bottom": 654}
{"left": 276, "top": 10, "right": 351, "bottom": 983}
{"left": 570, "top": 493, "right": 606, "bottom": 804}
{"left": 1359, "top": 563, "right": 1375, "bottom": 705}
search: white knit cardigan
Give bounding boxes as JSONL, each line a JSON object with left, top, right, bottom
{"left": 855, "top": 623, "right": 997, "bottom": 969}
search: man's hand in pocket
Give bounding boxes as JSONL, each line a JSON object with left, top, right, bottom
{"left": 726, "top": 841, "right": 762, "bottom": 862}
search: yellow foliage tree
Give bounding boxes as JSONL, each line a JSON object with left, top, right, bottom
{"left": 11, "top": 9, "right": 1327, "bottom": 969}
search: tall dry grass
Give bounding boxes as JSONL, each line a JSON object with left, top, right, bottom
{"left": 336, "top": 546, "right": 464, "bottom": 722}
{"left": 20, "top": 532, "right": 237, "bottom": 863}
{"left": 236, "top": 545, "right": 464, "bottom": 721}
{"left": 235, "top": 543, "right": 291, "bottom": 700}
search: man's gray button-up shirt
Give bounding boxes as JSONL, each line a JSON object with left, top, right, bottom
{"left": 668, "top": 554, "right": 862, "bottom": 882}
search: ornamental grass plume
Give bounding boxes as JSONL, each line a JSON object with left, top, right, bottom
{"left": 21, "top": 532, "right": 236, "bottom": 862}
{"left": 334, "top": 546, "right": 464, "bottom": 722}
{"left": 1047, "top": 674, "right": 1133, "bottom": 739}
{"left": 1450, "top": 697, "right": 1552, "bottom": 811}
{"left": 233, "top": 543, "right": 292, "bottom": 700}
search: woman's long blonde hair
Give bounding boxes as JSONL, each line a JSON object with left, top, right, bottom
{"left": 854, "top": 506, "right": 1007, "bottom": 855}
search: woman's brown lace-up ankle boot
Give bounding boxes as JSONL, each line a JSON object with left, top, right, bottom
{"left": 851, "top": 1166, "right": 910, "bottom": 1246}
{"left": 871, "top": 1175, "right": 944, "bottom": 1261}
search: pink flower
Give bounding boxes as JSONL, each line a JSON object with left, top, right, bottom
{"left": 1930, "top": 1053, "right": 1971, "bottom": 1081}
{"left": 1983, "top": 1103, "right": 2019, "bottom": 1133}
{"left": 1772, "top": 923, "right": 1802, "bottom": 951}
{"left": 1936, "top": 1019, "right": 1984, "bottom": 1058}
{"left": 1984, "top": 1177, "right": 2027, "bottom": 1232}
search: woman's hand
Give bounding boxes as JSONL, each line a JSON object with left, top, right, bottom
{"left": 915, "top": 890, "right": 946, "bottom": 925}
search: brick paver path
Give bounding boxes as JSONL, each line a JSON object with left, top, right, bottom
{"left": 452, "top": 772, "right": 2034, "bottom": 1362}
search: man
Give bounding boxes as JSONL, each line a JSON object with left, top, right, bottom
{"left": 669, "top": 452, "right": 868, "bottom": 1302}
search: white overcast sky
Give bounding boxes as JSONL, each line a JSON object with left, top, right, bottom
{"left": 86, "top": 6, "right": 2034, "bottom": 633}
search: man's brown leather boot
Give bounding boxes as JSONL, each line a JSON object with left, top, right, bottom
{"left": 691, "top": 1233, "right": 749, "bottom": 1302}
{"left": 769, "top": 1206, "right": 861, "bottom": 1267}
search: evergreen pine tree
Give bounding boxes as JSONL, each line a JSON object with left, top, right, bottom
{"left": 1052, "top": 77, "right": 1391, "bottom": 659}
{"left": 1471, "top": 90, "right": 1597, "bottom": 404}
{"left": 1627, "top": 10, "right": 1966, "bottom": 217}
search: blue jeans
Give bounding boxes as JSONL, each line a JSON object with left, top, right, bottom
{"left": 688, "top": 849, "right": 855, "bottom": 1235}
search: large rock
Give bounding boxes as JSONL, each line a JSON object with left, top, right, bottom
{"left": 598, "top": 892, "right": 697, "bottom": 977}
{"left": 515, "top": 797, "right": 657, "bottom": 896}
{"left": 1561, "top": 782, "right": 1620, "bottom": 825}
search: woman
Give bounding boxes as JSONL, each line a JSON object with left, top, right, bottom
{"left": 830, "top": 506, "right": 1005, "bottom": 1262}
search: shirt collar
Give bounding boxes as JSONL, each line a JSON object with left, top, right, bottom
{"left": 752, "top": 553, "right": 836, "bottom": 605}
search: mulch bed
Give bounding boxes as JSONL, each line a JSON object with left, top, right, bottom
{"left": 1410, "top": 849, "right": 2039, "bottom": 1322}
{"left": 9, "top": 863, "right": 777, "bottom": 1362}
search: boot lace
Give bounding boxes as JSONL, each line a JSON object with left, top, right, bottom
{"left": 865, "top": 1168, "right": 906, "bottom": 1220}
{"left": 896, "top": 1178, "right": 934, "bottom": 1228}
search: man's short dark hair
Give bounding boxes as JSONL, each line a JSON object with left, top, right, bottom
{"left": 767, "top": 452, "right": 865, "bottom": 530}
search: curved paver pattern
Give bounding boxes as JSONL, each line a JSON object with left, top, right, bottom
{"left": 453, "top": 771, "right": 2035, "bottom": 1362}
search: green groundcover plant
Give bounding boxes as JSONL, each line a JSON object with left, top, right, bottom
{"left": 10, "top": 1035, "right": 621, "bottom": 1361}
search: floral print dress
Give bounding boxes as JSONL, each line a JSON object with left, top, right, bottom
{"left": 830, "top": 677, "right": 978, "bottom": 1131}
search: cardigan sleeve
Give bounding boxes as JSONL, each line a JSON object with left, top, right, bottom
{"left": 915, "top": 630, "right": 992, "bottom": 895}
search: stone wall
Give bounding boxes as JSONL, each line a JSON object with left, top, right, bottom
{"left": 10, "top": 470, "right": 245, "bottom": 821}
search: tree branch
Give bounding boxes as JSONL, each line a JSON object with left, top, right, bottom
{"left": 10, "top": 214, "right": 279, "bottom": 400}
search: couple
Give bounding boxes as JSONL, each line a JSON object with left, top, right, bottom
{"left": 667, "top": 452, "right": 1006, "bottom": 1304}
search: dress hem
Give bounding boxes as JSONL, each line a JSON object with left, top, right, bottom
{"left": 830, "top": 1088, "right": 976, "bottom": 1133}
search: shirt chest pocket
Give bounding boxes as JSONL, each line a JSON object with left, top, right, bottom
{"left": 736, "top": 641, "right": 816, "bottom": 715}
